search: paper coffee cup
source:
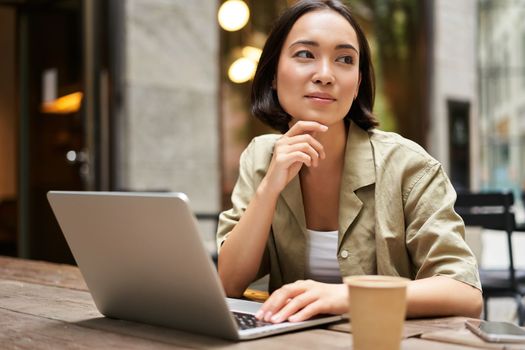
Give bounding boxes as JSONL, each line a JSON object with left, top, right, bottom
{"left": 344, "top": 275, "right": 409, "bottom": 350}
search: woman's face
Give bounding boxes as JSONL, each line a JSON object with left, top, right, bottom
{"left": 275, "top": 9, "right": 361, "bottom": 127}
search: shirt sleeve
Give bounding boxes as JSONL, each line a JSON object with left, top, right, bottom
{"left": 404, "top": 162, "right": 482, "bottom": 290}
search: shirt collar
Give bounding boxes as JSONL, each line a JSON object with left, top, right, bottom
{"left": 279, "top": 121, "right": 376, "bottom": 233}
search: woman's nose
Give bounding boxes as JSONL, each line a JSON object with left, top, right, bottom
{"left": 312, "top": 60, "right": 335, "bottom": 85}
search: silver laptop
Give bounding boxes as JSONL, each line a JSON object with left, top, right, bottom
{"left": 47, "top": 191, "right": 343, "bottom": 340}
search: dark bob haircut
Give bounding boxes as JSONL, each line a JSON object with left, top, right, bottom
{"left": 251, "top": 0, "right": 378, "bottom": 134}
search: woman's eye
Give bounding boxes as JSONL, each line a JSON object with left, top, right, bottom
{"left": 336, "top": 55, "right": 354, "bottom": 64}
{"left": 293, "top": 50, "right": 314, "bottom": 59}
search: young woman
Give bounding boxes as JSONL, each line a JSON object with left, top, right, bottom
{"left": 217, "top": 0, "right": 482, "bottom": 324}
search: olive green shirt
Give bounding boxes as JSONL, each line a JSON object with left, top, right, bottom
{"left": 217, "top": 122, "right": 481, "bottom": 293}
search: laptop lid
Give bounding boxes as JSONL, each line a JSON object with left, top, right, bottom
{"left": 48, "top": 191, "right": 241, "bottom": 339}
{"left": 47, "top": 191, "right": 344, "bottom": 340}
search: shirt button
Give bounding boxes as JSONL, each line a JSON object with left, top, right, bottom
{"left": 340, "top": 250, "right": 349, "bottom": 259}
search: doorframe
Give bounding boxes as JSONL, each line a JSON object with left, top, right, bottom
{"left": 18, "top": 9, "right": 29, "bottom": 258}
{"left": 9, "top": 0, "right": 120, "bottom": 259}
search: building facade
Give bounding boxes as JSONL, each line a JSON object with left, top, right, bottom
{"left": 2, "top": 0, "right": 524, "bottom": 262}
{"left": 478, "top": 0, "right": 525, "bottom": 197}
{"left": 428, "top": 0, "right": 479, "bottom": 191}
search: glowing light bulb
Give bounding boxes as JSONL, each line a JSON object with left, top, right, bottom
{"left": 218, "top": 0, "right": 250, "bottom": 32}
{"left": 41, "top": 92, "right": 83, "bottom": 114}
{"left": 228, "top": 57, "right": 257, "bottom": 84}
{"left": 242, "top": 46, "right": 262, "bottom": 62}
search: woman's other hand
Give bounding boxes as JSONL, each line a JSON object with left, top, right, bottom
{"left": 254, "top": 280, "right": 348, "bottom": 323}
{"left": 262, "top": 121, "right": 327, "bottom": 196}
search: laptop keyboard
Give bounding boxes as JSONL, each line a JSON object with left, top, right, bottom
{"left": 233, "top": 311, "right": 273, "bottom": 330}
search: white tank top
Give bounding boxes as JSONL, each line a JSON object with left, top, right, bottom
{"left": 305, "top": 229, "right": 342, "bottom": 284}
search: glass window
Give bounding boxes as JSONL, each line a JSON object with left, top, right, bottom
{"left": 478, "top": 0, "right": 525, "bottom": 196}
{"left": 523, "top": 32, "right": 525, "bottom": 89}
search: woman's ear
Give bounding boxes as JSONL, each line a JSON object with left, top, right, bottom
{"left": 272, "top": 76, "right": 277, "bottom": 90}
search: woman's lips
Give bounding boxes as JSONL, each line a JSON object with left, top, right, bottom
{"left": 304, "top": 93, "right": 336, "bottom": 104}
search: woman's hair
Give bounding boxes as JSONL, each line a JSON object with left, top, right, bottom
{"left": 251, "top": 0, "right": 378, "bottom": 134}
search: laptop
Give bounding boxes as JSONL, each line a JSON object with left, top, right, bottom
{"left": 47, "top": 191, "right": 343, "bottom": 340}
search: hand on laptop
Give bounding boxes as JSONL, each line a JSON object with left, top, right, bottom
{"left": 254, "top": 280, "right": 348, "bottom": 323}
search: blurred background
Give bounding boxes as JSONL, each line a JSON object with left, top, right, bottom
{"left": 0, "top": 0, "right": 524, "bottom": 319}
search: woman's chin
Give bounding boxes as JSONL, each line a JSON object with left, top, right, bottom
{"left": 288, "top": 116, "right": 343, "bottom": 127}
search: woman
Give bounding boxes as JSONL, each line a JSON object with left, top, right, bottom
{"left": 217, "top": 0, "right": 482, "bottom": 324}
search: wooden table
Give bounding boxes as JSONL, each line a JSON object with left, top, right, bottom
{"left": 0, "top": 256, "right": 522, "bottom": 349}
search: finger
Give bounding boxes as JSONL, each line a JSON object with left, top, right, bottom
{"left": 285, "top": 134, "right": 326, "bottom": 160}
{"left": 275, "top": 151, "right": 312, "bottom": 168}
{"left": 283, "top": 143, "right": 320, "bottom": 167}
{"left": 269, "top": 292, "right": 318, "bottom": 323}
{"left": 256, "top": 283, "right": 307, "bottom": 321}
{"left": 276, "top": 133, "right": 326, "bottom": 161}
{"left": 288, "top": 300, "right": 325, "bottom": 322}
{"left": 286, "top": 121, "right": 328, "bottom": 137}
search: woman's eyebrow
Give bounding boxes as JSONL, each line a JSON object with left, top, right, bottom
{"left": 335, "top": 43, "right": 359, "bottom": 54}
{"left": 289, "top": 39, "right": 318, "bottom": 48}
{"left": 289, "top": 40, "right": 359, "bottom": 54}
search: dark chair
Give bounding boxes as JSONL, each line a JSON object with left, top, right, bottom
{"left": 455, "top": 191, "right": 525, "bottom": 325}
{"left": 517, "top": 192, "right": 525, "bottom": 233}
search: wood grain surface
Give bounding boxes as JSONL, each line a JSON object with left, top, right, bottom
{"left": 0, "top": 256, "right": 508, "bottom": 349}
